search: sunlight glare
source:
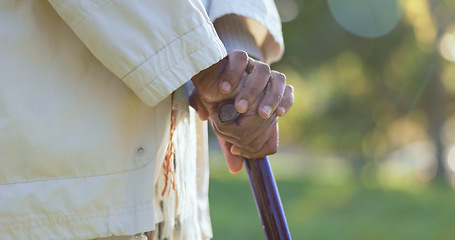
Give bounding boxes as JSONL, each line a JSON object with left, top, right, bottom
{"left": 275, "top": 0, "right": 300, "bottom": 22}
{"left": 447, "top": 145, "right": 455, "bottom": 172}
{"left": 379, "top": 141, "right": 436, "bottom": 188}
{"left": 328, "top": 0, "right": 402, "bottom": 38}
{"left": 439, "top": 30, "right": 455, "bottom": 62}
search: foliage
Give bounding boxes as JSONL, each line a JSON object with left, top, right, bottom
{"left": 271, "top": 0, "right": 455, "bottom": 181}
{"left": 208, "top": 1, "right": 455, "bottom": 237}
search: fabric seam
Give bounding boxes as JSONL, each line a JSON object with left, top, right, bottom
{"left": 136, "top": 33, "right": 222, "bottom": 97}
{"left": 122, "top": 20, "right": 216, "bottom": 88}
{"left": 69, "top": 0, "right": 110, "bottom": 27}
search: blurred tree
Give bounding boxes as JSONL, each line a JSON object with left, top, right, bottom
{"left": 274, "top": 0, "right": 455, "bottom": 183}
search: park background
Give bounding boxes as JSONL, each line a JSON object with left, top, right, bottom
{"left": 207, "top": 0, "right": 455, "bottom": 239}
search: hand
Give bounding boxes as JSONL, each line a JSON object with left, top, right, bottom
{"left": 212, "top": 81, "right": 294, "bottom": 173}
{"left": 211, "top": 92, "right": 278, "bottom": 173}
{"left": 190, "top": 50, "right": 294, "bottom": 173}
{"left": 190, "top": 50, "right": 248, "bottom": 119}
{"left": 191, "top": 50, "right": 292, "bottom": 119}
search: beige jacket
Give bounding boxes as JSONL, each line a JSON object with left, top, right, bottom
{"left": 0, "top": 0, "right": 283, "bottom": 239}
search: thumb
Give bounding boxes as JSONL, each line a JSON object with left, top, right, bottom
{"left": 216, "top": 134, "right": 243, "bottom": 174}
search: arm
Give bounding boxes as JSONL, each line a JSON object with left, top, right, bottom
{"left": 192, "top": 3, "right": 293, "bottom": 173}
{"left": 190, "top": 50, "right": 294, "bottom": 173}
{"left": 207, "top": 0, "right": 284, "bottom": 64}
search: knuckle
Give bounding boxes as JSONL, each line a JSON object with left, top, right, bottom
{"left": 284, "top": 97, "right": 294, "bottom": 107}
{"left": 272, "top": 92, "right": 282, "bottom": 102}
{"left": 232, "top": 50, "right": 248, "bottom": 61}
{"left": 286, "top": 85, "right": 295, "bottom": 93}
{"left": 230, "top": 51, "right": 249, "bottom": 68}
{"left": 273, "top": 71, "right": 286, "bottom": 83}
{"left": 257, "top": 63, "right": 271, "bottom": 75}
{"left": 223, "top": 69, "right": 237, "bottom": 81}
{"left": 240, "top": 51, "right": 249, "bottom": 62}
{"left": 247, "top": 87, "right": 260, "bottom": 97}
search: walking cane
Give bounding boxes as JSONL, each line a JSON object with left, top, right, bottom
{"left": 218, "top": 102, "right": 292, "bottom": 240}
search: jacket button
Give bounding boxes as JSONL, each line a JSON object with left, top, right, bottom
{"left": 136, "top": 147, "right": 145, "bottom": 156}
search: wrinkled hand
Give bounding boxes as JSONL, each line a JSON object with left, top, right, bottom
{"left": 190, "top": 50, "right": 294, "bottom": 173}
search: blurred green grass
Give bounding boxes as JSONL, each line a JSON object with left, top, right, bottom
{"left": 208, "top": 157, "right": 455, "bottom": 240}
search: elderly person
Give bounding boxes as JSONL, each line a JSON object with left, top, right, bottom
{"left": 0, "top": 0, "right": 293, "bottom": 239}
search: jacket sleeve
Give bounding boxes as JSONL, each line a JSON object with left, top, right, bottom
{"left": 48, "top": 0, "right": 227, "bottom": 107}
{"left": 206, "top": 0, "right": 284, "bottom": 64}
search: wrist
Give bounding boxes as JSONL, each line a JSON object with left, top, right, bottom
{"left": 214, "top": 14, "right": 264, "bottom": 61}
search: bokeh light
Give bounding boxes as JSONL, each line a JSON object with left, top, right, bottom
{"left": 386, "top": 112, "right": 429, "bottom": 148}
{"left": 275, "top": 0, "right": 300, "bottom": 23}
{"left": 447, "top": 145, "right": 455, "bottom": 172}
{"left": 441, "top": 63, "right": 455, "bottom": 94}
{"left": 335, "top": 51, "right": 370, "bottom": 96}
{"left": 378, "top": 141, "right": 436, "bottom": 188}
{"left": 403, "top": 0, "right": 437, "bottom": 52}
{"left": 439, "top": 26, "right": 455, "bottom": 62}
{"left": 210, "top": 0, "right": 455, "bottom": 238}
{"left": 328, "top": 0, "right": 403, "bottom": 38}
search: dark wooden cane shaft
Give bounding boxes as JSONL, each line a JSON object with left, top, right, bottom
{"left": 245, "top": 157, "right": 291, "bottom": 240}
{"left": 218, "top": 102, "right": 291, "bottom": 239}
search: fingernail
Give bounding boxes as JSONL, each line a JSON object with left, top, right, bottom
{"left": 237, "top": 99, "right": 248, "bottom": 112}
{"left": 277, "top": 107, "right": 286, "bottom": 115}
{"left": 220, "top": 81, "right": 231, "bottom": 92}
{"left": 231, "top": 149, "right": 240, "bottom": 155}
{"left": 262, "top": 105, "right": 272, "bottom": 117}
